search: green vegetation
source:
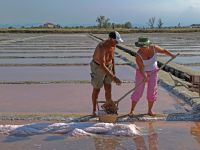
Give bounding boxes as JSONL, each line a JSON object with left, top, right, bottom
{"left": 1, "top": 28, "right": 200, "bottom": 33}
{"left": 1, "top": 15, "right": 200, "bottom": 33}
{"left": 96, "top": 15, "right": 133, "bottom": 29}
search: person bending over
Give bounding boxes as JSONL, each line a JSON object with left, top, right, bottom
{"left": 129, "top": 37, "right": 176, "bottom": 116}
{"left": 90, "top": 31, "right": 123, "bottom": 116}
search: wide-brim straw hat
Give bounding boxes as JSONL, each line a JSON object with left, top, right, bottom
{"left": 135, "top": 37, "right": 151, "bottom": 47}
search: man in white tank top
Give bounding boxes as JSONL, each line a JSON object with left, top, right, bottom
{"left": 129, "top": 37, "right": 176, "bottom": 116}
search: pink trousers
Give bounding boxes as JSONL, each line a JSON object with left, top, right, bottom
{"left": 131, "top": 69, "right": 158, "bottom": 102}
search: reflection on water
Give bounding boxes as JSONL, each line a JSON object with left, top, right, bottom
{"left": 0, "top": 122, "right": 200, "bottom": 150}
{"left": 94, "top": 137, "right": 121, "bottom": 150}
{"left": 191, "top": 122, "right": 200, "bottom": 144}
{"left": 92, "top": 121, "right": 200, "bottom": 150}
{"left": 93, "top": 122, "right": 159, "bottom": 150}
{"left": 133, "top": 122, "right": 158, "bottom": 150}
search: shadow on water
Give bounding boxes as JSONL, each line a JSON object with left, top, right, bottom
{"left": 3, "top": 135, "right": 31, "bottom": 143}
{"left": 43, "top": 135, "right": 65, "bottom": 141}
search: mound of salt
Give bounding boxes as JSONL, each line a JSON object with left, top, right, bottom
{"left": 79, "top": 123, "right": 139, "bottom": 136}
{"left": 0, "top": 122, "right": 140, "bottom": 137}
{"left": 43, "top": 123, "right": 74, "bottom": 134}
{"left": 69, "top": 128, "right": 93, "bottom": 136}
{"left": 110, "top": 124, "right": 140, "bottom": 136}
{"left": 0, "top": 125, "right": 23, "bottom": 134}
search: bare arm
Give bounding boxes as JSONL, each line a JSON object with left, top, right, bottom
{"left": 154, "top": 45, "right": 176, "bottom": 58}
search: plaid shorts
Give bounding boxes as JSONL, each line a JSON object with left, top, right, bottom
{"left": 90, "top": 60, "right": 113, "bottom": 89}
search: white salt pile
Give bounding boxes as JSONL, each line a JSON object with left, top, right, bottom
{"left": 0, "top": 122, "right": 140, "bottom": 137}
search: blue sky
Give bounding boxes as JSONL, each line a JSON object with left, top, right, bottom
{"left": 0, "top": 0, "right": 200, "bottom": 27}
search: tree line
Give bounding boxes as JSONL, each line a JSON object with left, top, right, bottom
{"left": 7, "top": 15, "right": 184, "bottom": 29}
{"left": 96, "top": 16, "right": 167, "bottom": 29}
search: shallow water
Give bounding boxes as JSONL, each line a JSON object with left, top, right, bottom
{"left": 0, "top": 65, "right": 134, "bottom": 82}
{"left": 162, "top": 56, "right": 200, "bottom": 65}
{"left": 0, "top": 121, "right": 199, "bottom": 150}
{"left": 0, "top": 83, "right": 190, "bottom": 114}
{"left": 0, "top": 52, "right": 93, "bottom": 57}
{"left": 0, "top": 57, "right": 127, "bottom": 65}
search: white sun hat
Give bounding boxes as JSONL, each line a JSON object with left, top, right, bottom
{"left": 109, "top": 31, "right": 124, "bottom": 43}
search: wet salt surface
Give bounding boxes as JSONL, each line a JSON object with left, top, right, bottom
{"left": 0, "top": 83, "right": 190, "bottom": 114}
{"left": 162, "top": 56, "right": 200, "bottom": 65}
{"left": 0, "top": 52, "right": 93, "bottom": 57}
{"left": 0, "top": 65, "right": 134, "bottom": 82}
{"left": 191, "top": 66, "right": 200, "bottom": 71}
{"left": 0, "top": 33, "right": 45, "bottom": 42}
{"left": 0, "top": 57, "right": 127, "bottom": 65}
{"left": 0, "top": 121, "right": 199, "bottom": 150}
{"left": 7, "top": 47, "right": 93, "bottom": 51}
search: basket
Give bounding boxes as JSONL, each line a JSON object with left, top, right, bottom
{"left": 97, "top": 101, "right": 118, "bottom": 123}
{"left": 98, "top": 114, "right": 118, "bottom": 123}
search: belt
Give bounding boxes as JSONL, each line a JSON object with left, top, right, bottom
{"left": 92, "top": 60, "right": 100, "bottom": 65}
{"left": 92, "top": 60, "right": 112, "bottom": 66}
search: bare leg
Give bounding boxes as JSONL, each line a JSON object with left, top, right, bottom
{"left": 104, "top": 83, "right": 112, "bottom": 101}
{"left": 129, "top": 101, "right": 138, "bottom": 116}
{"left": 148, "top": 101, "right": 156, "bottom": 116}
{"left": 92, "top": 88, "right": 100, "bottom": 116}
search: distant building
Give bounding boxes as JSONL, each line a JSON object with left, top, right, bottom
{"left": 190, "top": 24, "right": 200, "bottom": 28}
{"left": 43, "top": 23, "right": 56, "bottom": 28}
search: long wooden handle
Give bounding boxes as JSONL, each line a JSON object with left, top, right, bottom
{"left": 158, "top": 53, "right": 180, "bottom": 71}
{"left": 117, "top": 53, "right": 180, "bottom": 103}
